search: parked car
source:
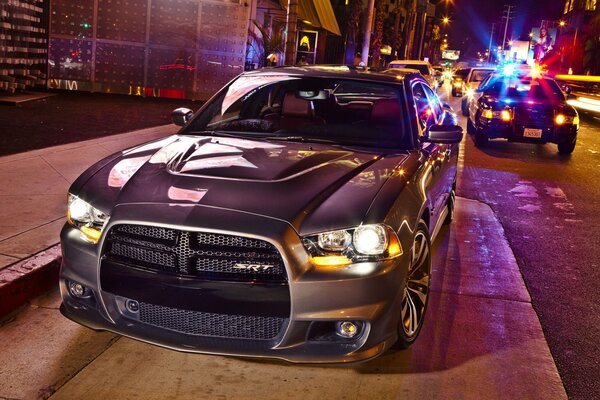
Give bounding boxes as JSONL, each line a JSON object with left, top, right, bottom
{"left": 60, "top": 66, "right": 462, "bottom": 363}
{"left": 451, "top": 68, "right": 470, "bottom": 97}
{"left": 459, "top": 67, "right": 496, "bottom": 115}
{"left": 467, "top": 71, "right": 579, "bottom": 154}
{"left": 388, "top": 59, "right": 439, "bottom": 89}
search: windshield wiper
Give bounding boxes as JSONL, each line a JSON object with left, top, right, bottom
{"left": 182, "top": 130, "right": 262, "bottom": 139}
{"left": 265, "top": 136, "right": 339, "bottom": 145}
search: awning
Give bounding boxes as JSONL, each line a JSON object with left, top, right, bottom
{"left": 279, "top": 0, "right": 341, "bottom": 36}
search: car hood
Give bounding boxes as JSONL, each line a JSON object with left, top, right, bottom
{"left": 74, "top": 135, "right": 409, "bottom": 235}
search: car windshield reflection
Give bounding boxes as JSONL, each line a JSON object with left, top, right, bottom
{"left": 183, "top": 76, "right": 409, "bottom": 150}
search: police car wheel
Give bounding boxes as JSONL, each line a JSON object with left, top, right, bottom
{"left": 558, "top": 139, "right": 576, "bottom": 155}
{"left": 467, "top": 118, "right": 476, "bottom": 135}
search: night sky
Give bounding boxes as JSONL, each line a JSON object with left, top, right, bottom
{"left": 442, "top": 0, "right": 566, "bottom": 57}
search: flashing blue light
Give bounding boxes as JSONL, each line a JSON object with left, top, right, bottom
{"left": 502, "top": 64, "right": 516, "bottom": 76}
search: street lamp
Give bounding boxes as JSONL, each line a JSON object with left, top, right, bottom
{"left": 559, "top": 20, "right": 566, "bottom": 27}
{"left": 442, "top": 16, "right": 450, "bottom": 25}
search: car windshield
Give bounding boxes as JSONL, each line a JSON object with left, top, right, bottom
{"left": 483, "top": 77, "right": 565, "bottom": 101}
{"left": 389, "top": 63, "right": 429, "bottom": 75}
{"left": 183, "top": 75, "right": 410, "bottom": 149}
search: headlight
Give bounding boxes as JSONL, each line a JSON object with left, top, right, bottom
{"left": 454, "top": 81, "right": 463, "bottom": 88}
{"left": 303, "top": 224, "right": 402, "bottom": 268}
{"left": 466, "top": 88, "right": 475, "bottom": 97}
{"left": 353, "top": 225, "right": 387, "bottom": 255}
{"left": 67, "top": 194, "right": 108, "bottom": 243}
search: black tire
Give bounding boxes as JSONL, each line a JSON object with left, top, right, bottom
{"left": 461, "top": 99, "right": 468, "bottom": 116}
{"left": 558, "top": 139, "right": 576, "bottom": 155}
{"left": 444, "top": 185, "right": 456, "bottom": 225}
{"left": 474, "top": 130, "right": 488, "bottom": 148}
{"left": 467, "top": 117, "right": 476, "bottom": 135}
{"left": 451, "top": 89, "right": 457, "bottom": 97}
{"left": 396, "top": 220, "right": 432, "bottom": 349}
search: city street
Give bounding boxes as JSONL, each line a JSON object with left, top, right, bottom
{"left": 442, "top": 88, "right": 600, "bottom": 399}
{"left": 1, "top": 83, "right": 598, "bottom": 399}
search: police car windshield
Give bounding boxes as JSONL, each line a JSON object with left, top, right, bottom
{"left": 484, "top": 77, "right": 564, "bottom": 101}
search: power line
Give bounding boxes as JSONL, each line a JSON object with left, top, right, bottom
{"left": 487, "top": 23, "right": 496, "bottom": 62}
{"left": 501, "top": 4, "right": 515, "bottom": 51}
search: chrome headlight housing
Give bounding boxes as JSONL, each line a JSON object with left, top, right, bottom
{"left": 67, "top": 193, "right": 108, "bottom": 243}
{"left": 303, "top": 224, "right": 402, "bottom": 268}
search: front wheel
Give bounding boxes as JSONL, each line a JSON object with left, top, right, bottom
{"left": 558, "top": 139, "right": 576, "bottom": 155}
{"left": 461, "top": 99, "right": 468, "bottom": 116}
{"left": 396, "top": 221, "right": 432, "bottom": 349}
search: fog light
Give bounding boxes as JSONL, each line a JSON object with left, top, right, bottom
{"left": 126, "top": 300, "right": 140, "bottom": 313}
{"left": 336, "top": 321, "right": 360, "bottom": 338}
{"left": 68, "top": 281, "right": 86, "bottom": 298}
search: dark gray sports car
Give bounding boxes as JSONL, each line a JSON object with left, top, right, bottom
{"left": 60, "top": 66, "right": 462, "bottom": 363}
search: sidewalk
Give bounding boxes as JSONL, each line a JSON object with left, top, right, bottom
{"left": 0, "top": 124, "right": 179, "bottom": 318}
{"left": 0, "top": 197, "right": 567, "bottom": 399}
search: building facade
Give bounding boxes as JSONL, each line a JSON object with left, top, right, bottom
{"left": 48, "top": 0, "right": 251, "bottom": 100}
{"left": 0, "top": 0, "right": 49, "bottom": 93}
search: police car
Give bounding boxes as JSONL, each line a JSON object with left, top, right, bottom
{"left": 466, "top": 64, "right": 579, "bottom": 154}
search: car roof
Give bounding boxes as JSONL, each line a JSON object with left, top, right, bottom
{"left": 240, "top": 65, "right": 425, "bottom": 85}
{"left": 390, "top": 60, "right": 430, "bottom": 65}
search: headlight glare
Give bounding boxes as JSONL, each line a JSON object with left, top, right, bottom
{"left": 353, "top": 225, "right": 387, "bottom": 255}
{"left": 68, "top": 196, "right": 90, "bottom": 222}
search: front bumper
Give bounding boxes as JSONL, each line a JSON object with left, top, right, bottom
{"left": 59, "top": 204, "right": 408, "bottom": 363}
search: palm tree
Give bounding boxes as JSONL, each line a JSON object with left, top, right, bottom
{"left": 248, "top": 20, "right": 285, "bottom": 68}
{"left": 344, "top": 0, "right": 363, "bottom": 64}
{"left": 371, "top": 0, "right": 385, "bottom": 67}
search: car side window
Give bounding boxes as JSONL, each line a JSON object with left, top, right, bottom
{"left": 421, "top": 84, "right": 443, "bottom": 122}
{"left": 411, "top": 82, "right": 431, "bottom": 132}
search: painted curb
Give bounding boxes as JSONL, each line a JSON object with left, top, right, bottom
{"left": 0, "top": 244, "right": 61, "bottom": 319}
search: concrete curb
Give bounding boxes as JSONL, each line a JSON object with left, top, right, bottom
{"left": 0, "top": 244, "right": 61, "bottom": 320}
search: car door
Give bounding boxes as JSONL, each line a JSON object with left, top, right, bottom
{"left": 411, "top": 81, "right": 448, "bottom": 230}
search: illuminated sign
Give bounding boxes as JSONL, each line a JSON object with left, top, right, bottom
{"left": 442, "top": 49, "right": 460, "bottom": 60}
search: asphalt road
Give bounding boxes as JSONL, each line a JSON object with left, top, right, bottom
{"left": 441, "top": 87, "right": 600, "bottom": 400}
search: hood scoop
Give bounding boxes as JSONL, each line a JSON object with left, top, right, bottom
{"left": 164, "top": 136, "right": 355, "bottom": 182}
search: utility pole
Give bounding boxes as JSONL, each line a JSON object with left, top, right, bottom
{"left": 361, "top": 0, "right": 376, "bottom": 66}
{"left": 284, "top": 0, "right": 299, "bottom": 65}
{"left": 501, "top": 5, "right": 514, "bottom": 52}
{"left": 487, "top": 23, "right": 495, "bottom": 63}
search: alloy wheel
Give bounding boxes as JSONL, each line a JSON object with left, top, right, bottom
{"left": 401, "top": 230, "right": 431, "bottom": 338}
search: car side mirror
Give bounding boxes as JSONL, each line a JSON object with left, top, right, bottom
{"left": 423, "top": 124, "right": 463, "bottom": 144}
{"left": 172, "top": 107, "right": 194, "bottom": 126}
{"left": 562, "top": 85, "right": 571, "bottom": 95}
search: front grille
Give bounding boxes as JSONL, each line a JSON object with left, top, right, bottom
{"left": 514, "top": 107, "right": 554, "bottom": 128}
{"left": 104, "top": 224, "right": 286, "bottom": 282}
{"left": 139, "top": 302, "right": 285, "bottom": 340}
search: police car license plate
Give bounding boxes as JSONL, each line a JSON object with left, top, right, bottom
{"left": 523, "top": 128, "right": 543, "bottom": 138}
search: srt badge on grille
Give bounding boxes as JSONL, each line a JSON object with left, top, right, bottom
{"left": 234, "top": 263, "right": 275, "bottom": 272}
